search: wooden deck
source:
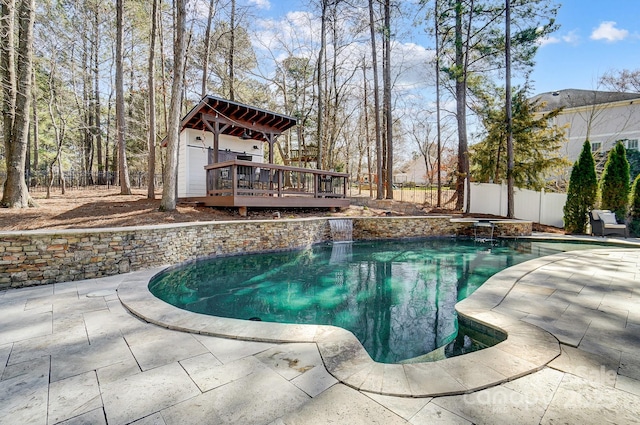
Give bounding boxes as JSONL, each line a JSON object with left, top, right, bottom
{"left": 185, "top": 160, "right": 350, "bottom": 209}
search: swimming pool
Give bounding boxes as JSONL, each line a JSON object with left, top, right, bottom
{"left": 149, "top": 238, "right": 611, "bottom": 363}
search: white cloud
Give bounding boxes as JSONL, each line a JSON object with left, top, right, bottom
{"left": 391, "top": 42, "right": 436, "bottom": 91}
{"left": 248, "top": 0, "right": 271, "bottom": 10}
{"left": 253, "top": 11, "right": 319, "bottom": 57}
{"left": 538, "top": 35, "right": 560, "bottom": 47}
{"left": 591, "top": 21, "right": 628, "bottom": 42}
{"left": 538, "top": 29, "right": 580, "bottom": 47}
{"left": 562, "top": 30, "right": 580, "bottom": 44}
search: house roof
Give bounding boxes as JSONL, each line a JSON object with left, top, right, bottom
{"left": 180, "top": 95, "right": 297, "bottom": 141}
{"left": 532, "top": 89, "right": 640, "bottom": 112}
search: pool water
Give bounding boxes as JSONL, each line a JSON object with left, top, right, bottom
{"left": 149, "top": 238, "right": 610, "bottom": 363}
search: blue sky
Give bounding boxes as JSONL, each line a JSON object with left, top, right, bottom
{"left": 529, "top": 0, "right": 640, "bottom": 94}
{"left": 247, "top": 0, "right": 640, "bottom": 96}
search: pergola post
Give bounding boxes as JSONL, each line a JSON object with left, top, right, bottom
{"left": 264, "top": 132, "right": 278, "bottom": 164}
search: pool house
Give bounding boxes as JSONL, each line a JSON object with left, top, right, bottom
{"left": 175, "top": 95, "right": 350, "bottom": 214}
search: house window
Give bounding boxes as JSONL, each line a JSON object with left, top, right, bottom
{"left": 626, "top": 139, "right": 638, "bottom": 151}
{"left": 591, "top": 142, "right": 602, "bottom": 152}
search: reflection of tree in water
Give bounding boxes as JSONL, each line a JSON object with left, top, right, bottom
{"left": 350, "top": 250, "right": 461, "bottom": 363}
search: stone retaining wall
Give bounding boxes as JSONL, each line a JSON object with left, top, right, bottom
{"left": 0, "top": 217, "right": 532, "bottom": 289}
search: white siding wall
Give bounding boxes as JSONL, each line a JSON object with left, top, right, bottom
{"left": 179, "top": 128, "right": 265, "bottom": 198}
{"left": 558, "top": 101, "right": 640, "bottom": 163}
{"left": 177, "top": 131, "right": 188, "bottom": 198}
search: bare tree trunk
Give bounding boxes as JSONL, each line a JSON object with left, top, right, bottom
{"left": 434, "top": 0, "right": 442, "bottom": 207}
{"left": 46, "top": 54, "right": 66, "bottom": 199}
{"left": 93, "top": 2, "right": 103, "bottom": 184}
{"left": 1, "top": 0, "right": 35, "bottom": 208}
{"left": 82, "top": 22, "right": 94, "bottom": 183}
{"left": 159, "top": 2, "right": 168, "bottom": 132}
{"left": 147, "top": 0, "right": 158, "bottom": 199}
{"left": 116, "top": 0, "right": 131, "bottom": 195}
{"left": 368, "top": 0, "right": 383, "bottom": 199}
{"left": 383, "top": 0, "right": 392, "bottom": 199}
{"left": 228, "top": 0, "right": 236, "bottom": 100}
{"left": 160, "top": 0, "right": 186, "bottom": 211}
{"left": 454, "top": 0, "right": 471, "bottom": 212}
{"left": 505, "top": 0, "right": 514, "bottom": 218}
{"left": 201, "top": 0, "right": 216, "bottom": 98}
{"left": 316, "top": 0, "right": 327, "bottom": 170}
{"left": 360, "top": 58, "right": 369, "bottom": 196}
{"left": 31, "top": 66, "right": 39, "bottom": 177}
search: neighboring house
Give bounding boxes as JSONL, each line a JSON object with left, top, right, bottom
{"left": 394, "top": 155, "right": 450, "bottom": 187}
{"left": 395, "top": 156, "right": 430, "bottom": 186}
{"left": 532, "top": 89, "right": 640, "bottom": 165}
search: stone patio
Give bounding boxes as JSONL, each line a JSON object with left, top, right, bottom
{"left": 2, "top": 239, "right": 640, "bottom": 424}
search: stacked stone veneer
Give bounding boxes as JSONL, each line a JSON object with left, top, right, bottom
{"left": 0, "top": 217, "right": 531, "bottom": 289}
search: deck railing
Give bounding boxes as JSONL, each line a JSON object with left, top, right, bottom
{"left": 205, "top": 160, "right": 348, "bottom": 199}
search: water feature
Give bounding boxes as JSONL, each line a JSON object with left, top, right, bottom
{"left": 329, "top": 218, "right": 353, "bottom": 242}
{"left": 149, "top": 238, "right": 613, "bottom": 363}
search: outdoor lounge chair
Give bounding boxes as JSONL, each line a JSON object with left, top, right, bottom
{"left": 589, "top": 209, "right": 628, "bottom": 238}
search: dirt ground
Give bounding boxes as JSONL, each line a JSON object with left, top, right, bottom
{"left": 0, "top": 188, "right": 563, "bottom": 233}
{"left": 0, "top": 188, "right": 405, "bottom": 231}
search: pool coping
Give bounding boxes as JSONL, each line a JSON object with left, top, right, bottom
{"left": 119, "top": 246, "right": 636, "bottom": 397}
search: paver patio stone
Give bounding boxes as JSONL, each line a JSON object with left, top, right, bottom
{"left": 581, "top": 321, "right": 640, "bottom": 355}
{"left": 128, "top": 412, "right": 166, "bottom": 425}
{"left": 365, "top": 392, "right": 432, "bottom": 421}
{"left": 279, "top": 384, "right": 406, "bottom": 425}
{"left": 290, "top": 364, "right": 338, "bottom": 397}
{"left": 50, "top": 333, "right": 134, "bottom": 382}
{"left": 541, "top": 373, "right": 640, "bottom": 424}
{"left": 436, "top": 355, "right": 508, "bottom": 391}
{"left": 409, "top": 402, "right": 472, "bottom": 424}
{"left": 255, "top": 343, "right": 324, "bottom": 381}
{"left": 56, "top": 408, "right": 106, "bottom": 425}
{"left": 1, "top": 355, "right": 50, "bottom": 382}
{"left": 83, "top": 308, "right": 146, "bottom": 343}
{"left": 95, "top": 358, "right": 142, "bottom": 386}
{"left": 179, "top": 355, "right": 259, "bottom": 393}
{"left": 502, "top": 367, "right": 564, "bottom": 406}
{"left": 380, "top": 364, "right": 412, "bottom": 396}
{"left": 432, "top": 383, "right": 551, "bottom": 425}
{"left": 160, "top": 365, "right": 309, "bottom": 425}
{"left": 7, "top": 324, "right": 88, "bottom": 366}
{"left": 0, "top": 356, "right": 50, "bottom": 425}
{"left": 619, "top": 351, "right": 640, "bottom": 381}
{"left": 194, "top": 334, "right": 276, "bottom": 363}
{"left": 403, "top": 363, "right": 466, "bottom": 397}
{"left": 2, "top": 285, "right": 53, "bottom": 301}
{"left": 101, "top": 362, "right": 201, "bottom": 425}
{"left": 124, "top": 327, "right": 208, "bottom": 371}
{"left": 52, "top": 282, "right": 79, "bottom": 295}
{"left": 0, "top": 308, "right": 52, "bottom": 346}
{"left": 615, "top": 374, "right": 640, "bottom": 397}
{"left": 47, "top": 371, "right": 101, "bottom": 425}
{"left": 549, "top": 344, "right": 618, "bottom": 386}
{"left": 0, "top": 343, "right": 12, "bottom": 380}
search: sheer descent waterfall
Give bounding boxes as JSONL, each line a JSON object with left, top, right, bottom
{"left": 329, "top": 219, "right": 353, "bottom": 242}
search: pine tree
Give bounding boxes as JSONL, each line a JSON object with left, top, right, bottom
{"left": 629, "top": 174, "right": 640, "bottom": 236}
{"left": 600, "top": 141, "right": 630, "bottom": 221}
{"left": 471, "top": 90, "right": 568, "bottom": 190}
{"left": 563, "top": 141, "right": 597, "bottom": 233}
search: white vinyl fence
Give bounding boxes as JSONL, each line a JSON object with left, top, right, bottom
{"left": 465, "top": 182, "right": 566, "bottom": 228}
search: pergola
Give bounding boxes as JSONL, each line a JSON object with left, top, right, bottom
{"left": 180, "top": 95, "right": 297, "bottom": 164}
